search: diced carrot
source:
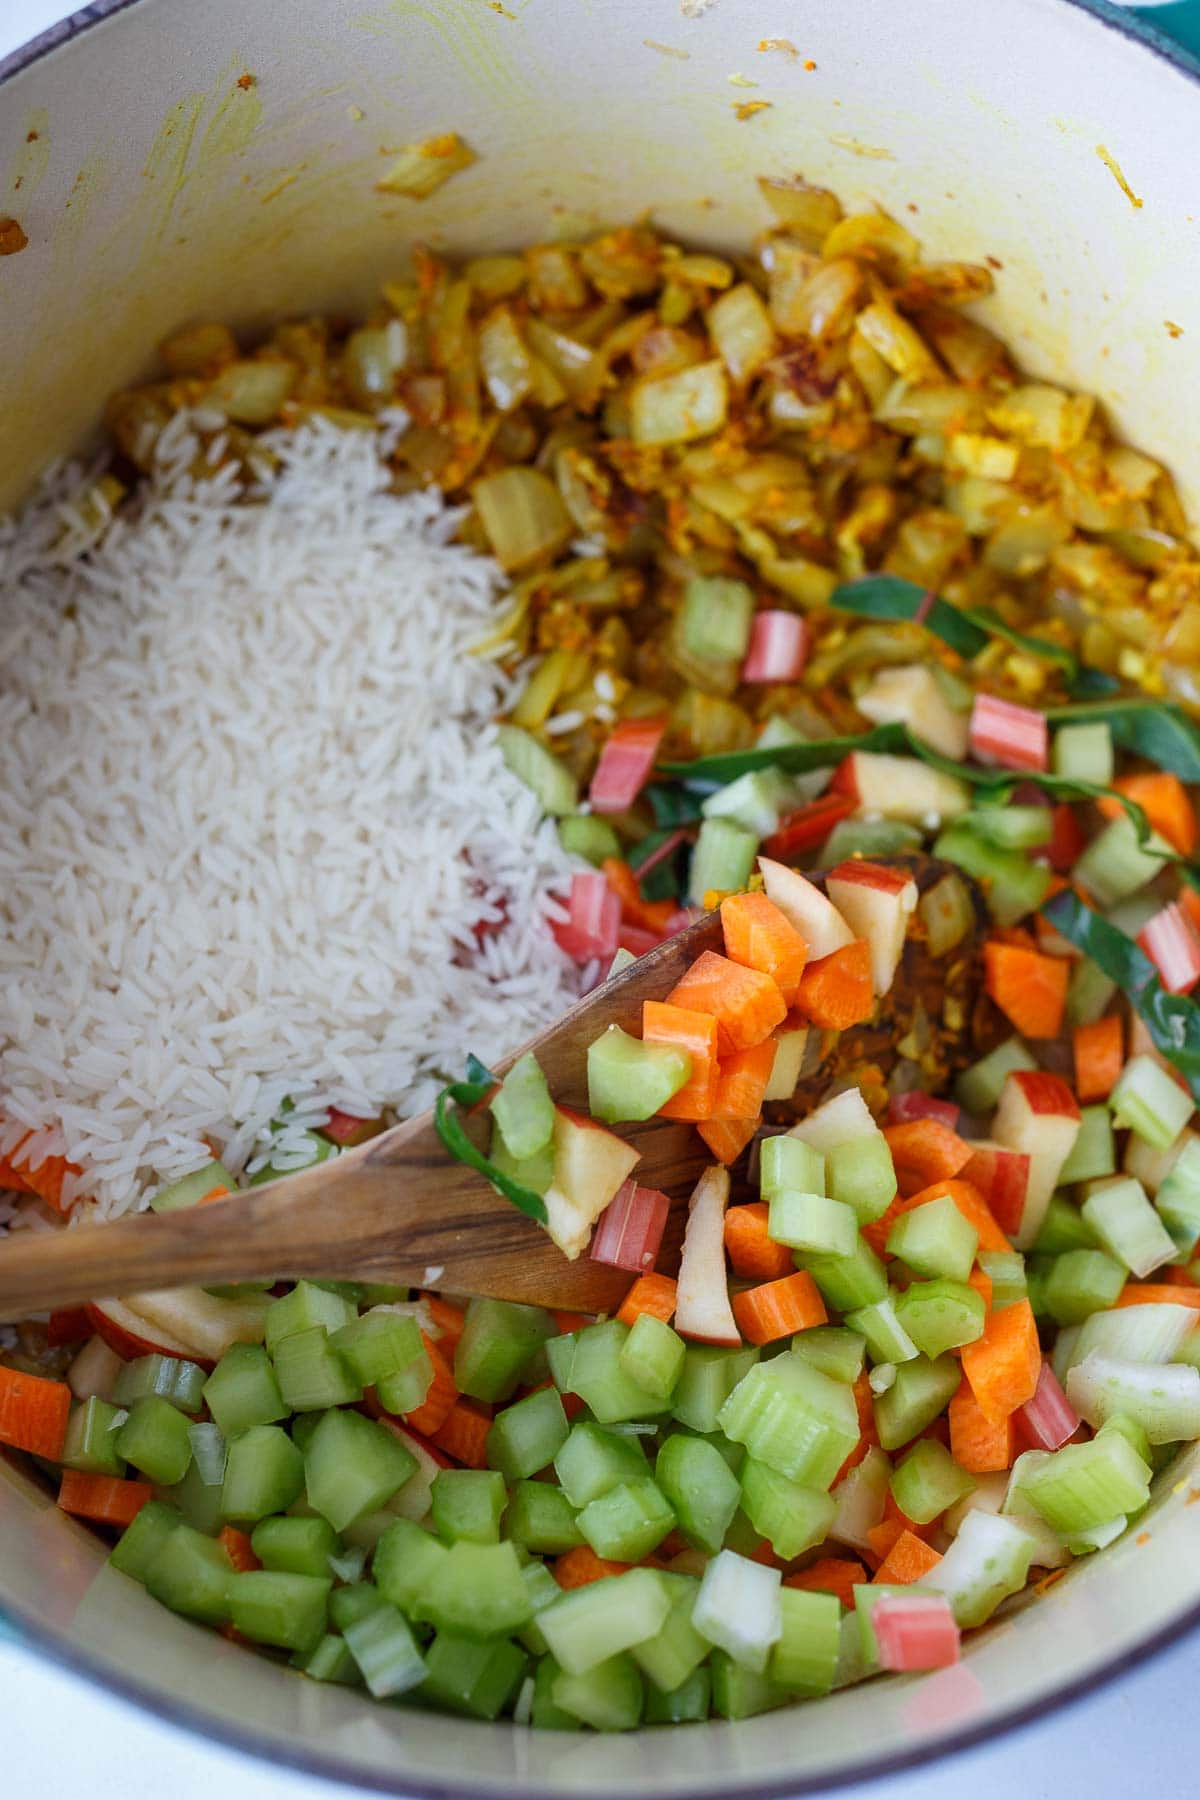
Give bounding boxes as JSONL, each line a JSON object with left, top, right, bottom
{"left": 949, "top": 1377, "right": 1016, "bottom": 1472}
{"left": 959, "top": 1299, "right": 1040, "bottom": 1424}
{"left": 784, "top": 1557, "right": 866, "bottom": 1608}
{"left": 602, "top": 858, "right": 677, "bottom": 936}
{"left": 793, "top": 941, "right": 874, "bottom": 1031}
{"left": 643, "top": 1001, "right": 720, "bottom": 1120}
{"left": 616, "top": 1272, "right": 678, "bottom": 1326}
{"left": 724, "top": 1202, "right": 793, "bottom": 1281}
{"left": 1164, "top": 1265, "right": 1200, "bottom": 1288}
{"left": 990, "top": 926, "right": 1039, "bottom": 953}
{"left": 58, "top": 1469, "right": 153, "bottom": 1529}
{"left": 873, "top": 1530, "right": 943, "bottom": 1586}
{"left": 218, "top": 1525, "right": 261, "bottom": 1572}
{"left": 731, "top": 1271, "right": 827, "bottom": 1346}
{"left": 0, "top": 1364, "right": 71, "bottom": 1459}
{"left": 432, "top": 1399, "right": 492, "bottom": 1469}
{"left": 861, "top": 1192, "right": 905, "bottom": 1257}
{"left": 1183, "top": 885, "right": 1200, "bottom": 937}
{"left": 967, "top": 1265, "right": 993, "bottom": 1312}
{"left": 711, "top": 1040, "right": 778, "bottom": 1121}
{"left": 984, "top": 941, "right": 1069, "bottom": 1040}
{"left": 719, "top": 891, "right": 809, "bottom": 1006}
{"left": 0, "top": 1133, "right": 81, "bottom": 1213}
{"left": 698, "top": 1113, "right": 761, "bottom": 1166}
{"left": 1098, "top": 772, "right": 1198, "bottom": 858}
{"left": 1073, "top": 1014, "right": 1123, "bottom": 1104}
{"left": 883, "top": 1123, "right": 974, "bottom": 1200}
{"left": 888, "top": 1178, "right": 1011, "bottom": 1254}
{"left": 419, "top": 1292, "right": 467, "bottom": 1354}
{"left": 666, "top": 951, "right": 787, "bottom": 1053}
{"left": 553, "top": 1546, "right": 633, "bottom": 1589}
{"left": 403, "top": 1332, "right": 458, "bottom": 1436}
{"left": 0, "top": 1159, "right": 35, "bottom": 1194}
{"left": 834, "top": 1370, "right": 877, "bottom": 1483}
{"left": 552, "top": 1310, "right": 593, "bottom": 1335}
{"left": 1115, "top": 1283, "right": 1200, "bottom": 1310}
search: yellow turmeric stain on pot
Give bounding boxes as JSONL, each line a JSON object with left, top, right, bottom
{"left": 1095, "top": 144, "right": 1143, "bottom": 210}
{"left": 4, "top": 107, "right": 51, "bottom": 204}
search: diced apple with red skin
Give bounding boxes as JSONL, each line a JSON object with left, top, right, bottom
{"left": 542, "top": 1105, "right": 640, "bottom": 1261}
{"left": 323, "top": 1108, "right": 386, "bottom": 1147}
{"left": 758, "top": 857, "right": 854, "bottom": 962}
{"left": 87, "top": 1286, "right": 269, "bottom": 1366}
{"left": 675, "top": 1164, "right": 740, "bottom": 1345}
{"left": 826, "top": 860, "right": 918, "bottom": 995}
{"left": 961, "top": 1140, "right": 1031, "bottom": 1239}
{"left": 787, "top": 1086, "right": 877, "bottom": 1153}
{"left": 992, "top": 1071, "right": 1081, "bottom": 1248}
{"left": 763, "top": 1022, "right": 809, "bottom": 1102}
{"left": 855, "top": 665, "right": 971, "bottom": 762}
{"left": 829, "top": 751, "right": 970, "bottom": 827}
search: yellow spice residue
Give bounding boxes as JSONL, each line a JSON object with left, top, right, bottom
{"left": 732, "top": 100, "right": 772, "bottom": 122}
{"left": 829, "top": 133, "right": 895, "bottom": 160}
{"left": 1096, "top": 144, "right": 1143, "bottom": 209}
{"left": 1166, "top": 320, "right": 1184, "bottom": 339}
{"left": 644, "top": 40, "right": 690, "bottom": 59}
{"left": 757, "top": 37, "right": 798, "bottom": 59}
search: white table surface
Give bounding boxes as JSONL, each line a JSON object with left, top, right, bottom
{"left": 2, "top": 1, "right": 1198, "bottom": 1794}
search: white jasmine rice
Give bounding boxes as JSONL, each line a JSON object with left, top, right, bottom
{"left": 0, "top": 414, "right": 580, "bottom": 1219}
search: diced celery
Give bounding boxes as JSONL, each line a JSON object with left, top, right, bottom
{"left": 490, "top": 1129, "right": 556, "bottom": 1200}
{"left": 329, "top": 1582, "right": 387, "bottom": 1631}
{"left": 688, "top": 817, "right": 757, "bottom": 904}
{"left": 423, "top": 1541, "right": 533, "bottom": 1640}
{"left": 343, "top": 1602, "right": 427, "bottom": 1698}
{"left": 489, "top": 1050, "right": 555, "bottom": 1162}
{"left": 768, "top": 1587, "right": 840, "bottom": 1694}
{"left": 954, "top": 1036, "right": 1037, "bottom": 1115}
{"left": 790, "top": 1325, "right": 867, "bottom": 1383}
{"left": 1075, "top": 817, "right": 1167, "bottom": 909}
{"left": 454, "top": 1298, "right": 555, "bottom": 1404}
{"left": 1052, "top": 720, "right": 1113, "bottom": 785}
{"left": 587, "top": 1024, "right": 691, "bottom": 1123}
{"left": 739, "top": 1457, "right": 835, "bottom": 1560}
{"left": 1060, "top": 1106, "right": 1117, "bottom": 1185}
{"left": 894, "top": 1279, "right": 986, "bottom": 1360}
{"left": 145, "top": 1524, "right": 234, "bottom": 1623}
{"left": 149, "top": 1160, "right": 236, "bottom": 1213}
{"left": 1066, "top": 958, "right": 1118, "bottom": 1029}
{"left": 578, "top": 1476, "right": 676, "bottom": 1561}
{"left": 844, "top": 1295, "right": 919, "bottom": 1365}
{"left": 375, "top": 1343, "right": 434, "bottom": 1416}
{"left": 114, "top": 1354, "right": 207, "bottom": 1414}
{"left": 540, "top": 1567, "right": 672, "bottom": 1675}
{"left": 203, "top": 1344, "right": 288, "bottom": 1438}
{"left": 978, "top": 1250, "right": 1027, "bottom": 1310}
{"left": 760, "top": 1135, "right": 825, "bottom": 1201}
{"left": 801, "top": 1237, "right": 889, "bottom": 1312}
{"left": 168, "top": 1460, "right": 225, "bottom": 1535}
{"left": 373, "top": 1518, "right": 447, "bottom": 1619}
{"left": 1110, "top": 1057, "right": 1195, "bottom": 1153}
{"left": 890, "top": 1438, "right": 974, "bottom": 1524}
{"left": 957, "top": 805, "right": 1052, "bottom": 852}
{"left": 933, "top": 824, "right": 1051, "bottom": 927}
{"left": 886, "top": 1196, "right": 978, "bottom": 1283}
{"left": 826, "top": 1134, "right": 897, "bottom": 1225}
{"left": 1097, "top": 1412, "right": 1154, "bottom": 1466}
{"left": 694, "top": 1550, "right": 782, "bottom": 1674}
{"left": 620, "top": 1313, "right": 686, "bottom": 1401}
{"left": 221, "top": 1424, "right": 305, "bottom": 1523}
{"left": 304, "top": 1407, "right": 416, "bottom": 1531}
{"left": 505, "top": 1481, "right": 584, "bottom": 1554}
{"left": 295, "top": 1634, "right": 361, "bottom": 1686}
{"left": 62, "top": 1396, "right": 126, "bottom": 1477}
{"left": 1082, "top": 1177, "right": 1176, "bottom": 1278}
{"left": 230, "top": 1570, "right": 331, "bottom": 1654}
{"left": 1033, "top": 1195, "right": 1099, "bottom": 1256}
{"left": 643, "top": 1665, "right": 712, "bottom": 1724}
{"left": 559, "top": 813, "right": 622, "bottom": 866}
{"left": 567, "top": 1320, "right": 666, "bottom": 1423}
{"left": 486, "top": 1385, "right": 569, "bottom": 1482}
{"left": 554, "top": 1420, "right": 648, "bottom": 1508}
{"left": 115, "top": 1395, "right": 192, "bottom": 1486}
{"left": 671, "top": 1344, "right": 759, "bottom": 1434}
{"left": 925, "top": 1511, "right": 1036, "bottom": 1626}
{"left": 1068, "top": 1301, "right": 1200, "bottom": 1373}
{"left": 655, "top": 1433, "right": 740, "bottom": 1553}
{"left": 188, "top": 1422, "right": 226, "bottom": 1489}
{"left": 251, "top": 1515, "right": 337, "bottom": 1577}
{"left": 1158, "top": 1141, "right": 1200, "bottom": 1255}
{"left": 272, "top": 1326, "right": 362, "bottom": 1412}
{"left": 431, "top": 1468, "right": 508, "bottom": 1545}
{"left": 824, "top": 818, "right": 923, "bottom": 862}
{"left": 1043, "top": 1249, "right": 1127, "bottom": 1325}
{"left": 497, "top": 724, "right": 578, "bottom": 817}
{"left": 630, "top": 1577, "right": 709, "bottom": 1693}
{"left": 1017, "top": 1429, "right": 1151, "bottom": 1532}
{"left": 702, "top": 768, "right": 794, "bottom": 840}
{"left": 709, "top": 1650, "right": 787, "bottom": 1719}
{"left": 553, "top": 1653, "right": 645, "bottom": 1732}
{"left": 109, "top": 1499, "right": 181, "bottom": 1583}
{"left": 422, "top": 1631, "right": 527, "bottom": 1720}
{"left": 873, "top": 1355, "right": 962, "bottom": 1452}
{"left": 517, "top": 1558, "right": 565, "bottom": 1656}
{"left": 719, "top": 1353, "right": 859, "bottom": 1488}
{"left": 530, "top": 1654, "right": 577, "bottom": 1729}
{"left": 1066, "top": 1353, "right": 1200, "bottom": 1444}
{"left": 265, "top": 1281, "right": 355, "bottom": 1353}
{"left": 330, "top": 1310, "right": 424, "bottom": 1388}
{"left": 830, "top": 1444, "right": 892, "bottom": 1556}
{"left": 769, "top": 1190, "right": 857, "bottom": 1256}
{"left": 682, "top": 575, "right": 755, "bottom": 662}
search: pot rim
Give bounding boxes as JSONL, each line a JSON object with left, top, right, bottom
{"left": 1, "top": 0, "right": 1199, "bottom": 1791}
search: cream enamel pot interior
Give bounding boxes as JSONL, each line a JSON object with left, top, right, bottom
{"left": 2, "top": 0, "right": 1200, "bottom": 1792}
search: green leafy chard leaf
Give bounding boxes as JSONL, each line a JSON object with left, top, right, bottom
{"left": 830, "top": 575, "right": 991, "bottom": 660}
{"left": 434, "top": 1055, "right": 549, "bottom": 1224}
{"left": 1043, "top": 891, "right": 1200, "bottom": 1103}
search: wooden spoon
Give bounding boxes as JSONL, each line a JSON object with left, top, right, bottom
{"left": 0, "top": 857, "right": 988, "bottom": 1319}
